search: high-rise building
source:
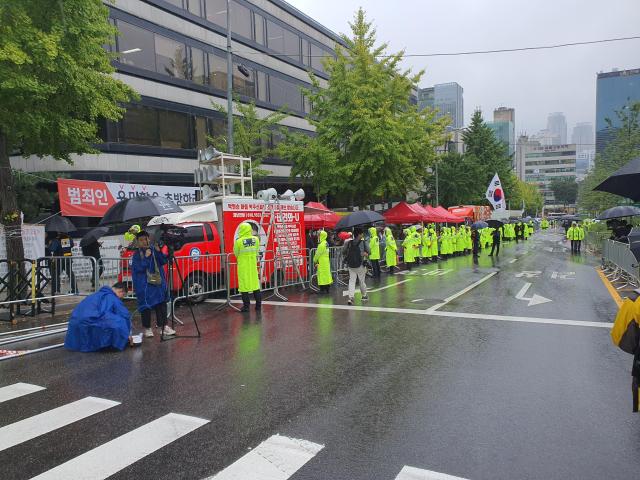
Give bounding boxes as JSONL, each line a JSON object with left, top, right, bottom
{"left": 596, "top": 68, "right": 640, "bottom": 152}
{"left": 530, "top": 129, "right": 560, "bottom": 146}
{"left": 547, "top": 112, "right": 567, "bottom": 145}
{"left": 571, "top": 122, "right": 595, "bottom": 176}
{"left": 418, "top": 82, "right": 464, "bottom": 129}
{"left": 515, "top": 135, "right": 538, "bottom": 180}
{"left": 10, "top": 0, "right": 341, "bottom": 203}
{"left": 522, "top": 143, "right": 577, "bottom": 206}
{"left": 487, "top": 107, "right": 515, "bottom": 157}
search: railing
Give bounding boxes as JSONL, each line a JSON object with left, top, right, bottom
{"left": 585, "top": 231, "right": 609, "bottom": 254}
{"left": 602, "top": 240, "right": 639, "bottom": 290}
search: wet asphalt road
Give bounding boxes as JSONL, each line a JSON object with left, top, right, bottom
{"left": 1, "top": 229, "right": 638, "bottom": 480}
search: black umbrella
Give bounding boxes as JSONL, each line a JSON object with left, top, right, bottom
{"left": 596, "top": 205, "right": 640, "bottom": 220}
{"left": 45, "top": 215, "right": 76, "bottom": 233}
{"left": 99, "top": 196, "right": 183, "bottom": 226}
{"left": 472, "top": 221, "right": 488, "bottom": 229}
{"left": 80, "top": 226, "right": 110, "bottom": 247}
{"left": 487, "top": 219, "right": 504, "bottom": 228}
{"left": 594, "top": 156, "right": 640, "bottom": 201}
{"left": 335, "top": 210, "right": 384, "bottom": 230}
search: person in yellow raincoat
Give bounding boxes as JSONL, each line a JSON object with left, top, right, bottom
{"left": 429, "top": 225, "right": 439, "bottom": 259}
{"left": 402, "top": 228, "right": 415, "bottom": 270}
{"left": 385, "top": 227, "right": 398, "bottom": 274}
{"left": 422, "top": 226, "right": 432, "bottom": 263}
{"left": 234, "top": 222, "right": 262, "bottom": 312}
{"left": 368, "top": 226, "right": 381, "bottom": 277}
{"left": 313, "top": 230, "right": 333, "bottom": 292}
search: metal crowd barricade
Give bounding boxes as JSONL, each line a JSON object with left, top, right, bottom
{"left": 273, "top": 247, "right": 309, "bottom": 292}
{"left": 585, "top": 231, "right": 609, "bottom": 254}
{"left": 602, "top": 239, "right": 640, "bottom": 290}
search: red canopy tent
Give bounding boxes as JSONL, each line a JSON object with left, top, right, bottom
{"left": 422, "top": 205, "right": 451, "bottom": 223}
{"left": 448, "top": 206, "right": 474, "bottom": 219}
{"left": 304, "top": 202, "right": 341, "bottom": 230}
{"left": 383, "top": 202, "right": 429, "bottom": 224}
{"left": 433, "top": 205, "right": 464, "bottom": 223}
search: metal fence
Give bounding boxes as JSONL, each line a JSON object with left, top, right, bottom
{"left": 602, "top": 239, "right": 639, "bottom": 290}
{"left": 585, "top": 231, "right": 609, "bottom": 254}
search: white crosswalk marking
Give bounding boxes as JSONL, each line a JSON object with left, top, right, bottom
{"left": 207, "top": 434, "right": 324, "bottom": 480}
{"left": 0, "top": 396, "right": 119, "bottom": 452}
{"left": 395, "top": 466, "right": 470, "bottom": 480}
{"left": 31, "top": 413, "right": 209, "bottom": 480}
{"left": 0, "top": 382, "right": 45, "bottom": 403}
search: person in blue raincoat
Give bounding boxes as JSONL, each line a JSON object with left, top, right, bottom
{"left": 64, "top": 282, "right": 132, "bottom": 352}
{"left": 131, "top": 231, "right": 175, "bottom": 337}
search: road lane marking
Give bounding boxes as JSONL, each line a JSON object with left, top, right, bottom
{"left": 427, "top": 272, "right": 497, "bottom": 311}
{"left": 0, "top": 383, "right": 45, "bottom": 403}
{"left": 596, "top": 268, "right": 623, "bottom": 308}
{"left": 395, "top": 466, "right": 469, "bottom": 479}
{"left": 411, "top": 299, "right": 424, "bottom": 303}
{"left": 0, "top": 397, "right": 119, "bottom": 452}
{"left": 31, "top": 413, "right": 209, "bottom": 480}
{"left": 509, "top": 258, "right": 518, "bottom": 263}
{"left": 206, "top": 434, "right": 323, "bottom": 480}
{"left": 248, "top": 301, "right": 612, "bottom": 329}
{"left": 342, "top": 279, "right": 412, "bottom": 296}
{"left": 515, "top": 282, "right": 552, "bottom": 307}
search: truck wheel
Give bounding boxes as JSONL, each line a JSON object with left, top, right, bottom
{"left": 184, "top": 272, "right": 209, "bottom": 304}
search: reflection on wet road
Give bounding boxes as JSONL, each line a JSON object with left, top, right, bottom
{"left": 0, "top": 229, "right": 637, "bottom": 480}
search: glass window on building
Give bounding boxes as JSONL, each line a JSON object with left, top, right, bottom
{"left": 310, "top": 43, "right": 327, "bottom": 73}
{"left": 191, "top": 47, "right": 207, "bottom": 85}
{"left": 266, "top": 19, "right": 285, "bottom": 54}
{"left": 159, "top": 110, "right": 191, "bottom": 149}
{"left": 233, "top": 63, "right": 255, "bottom": 98}
{"left": 208, "top": 116, "right": 226, "bottom": 139}
{"left": 256, "top": 71, "right": 268, "bottom": 102}
{"left": 187, "top": 0, "right": 201, "bottom": 16}
{"left": 230, "top": 1, "right": 252, "bottom": 39}
{"left": 116, "top": 21, "right": 156, "bottom": 71}
{"left": 205, "top": 0, "right": 227, "bottom": 28}
{"left": 195, "top": 116, "right": 208, "bottom": 150}
{"left": 164, "top": 0, "right": 184, "bottom": 7}
{"left": 269, "top": 75, "right": 302, "bottom": 111}
{"left": 208, "top": 52, "right": 227, "bottom": 90}
{"left": 301, "top": 38, "right": 310, "bottom": 66}
{"left": 254, "top": 12, "right": 265, "bottom": 45}
{"left": 155, "top": 35, "right": 188, "bottom": 79}
{"left": 119, "top": 105, "right": 159, "bottom": 146}
{"left": 283, "top": 28, "right": 300, "bottom": 62}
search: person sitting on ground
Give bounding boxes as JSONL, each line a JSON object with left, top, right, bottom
{"left": 64, "top": 282, "right": 132, "bottom": 352}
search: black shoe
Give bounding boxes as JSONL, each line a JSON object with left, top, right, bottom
{"left": 255, "top": 305, "right": 262, "bottom": 312}
{"left": 240, "top": 306, "right": 250, "bottom": 312}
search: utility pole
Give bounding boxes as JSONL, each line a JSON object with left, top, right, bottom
{"left": 226, "top": 0, "right": 234, "bottom": 154}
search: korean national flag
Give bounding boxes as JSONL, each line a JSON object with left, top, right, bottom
{"left": 485, "top": 173, "right": 506, "bottom": 211}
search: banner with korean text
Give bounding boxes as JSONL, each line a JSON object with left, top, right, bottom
{"left": 57, "top": 179, "right": 198, "bottom": 217}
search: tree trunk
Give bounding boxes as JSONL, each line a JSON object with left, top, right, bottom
{"left": 0, "top": 131, "right": 25, "bottom": 261}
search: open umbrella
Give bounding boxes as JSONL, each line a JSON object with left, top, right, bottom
{"left": 80, "top": 226, "right": 110, "bottom": 247}
{"left": 487, "top": 219, "right": 504, "bottom": 228}
{"left": 594, "top": 156, "right": 640, "bottom": 201}
{"left": 335, "top": 210, "right": 384, "bottom": 230}
{"left": 596, "top": 205, "right": 640, "bottom": 220}
{"left": 45, "top": 215, "right": 76, "bottom": 233}
{"left": 472, "top": 221, "right": 488, "bottom": 229}
{"left": 99, "top": 196, "right": 183, "bottom": 226}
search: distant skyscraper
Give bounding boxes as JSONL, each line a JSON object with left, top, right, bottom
{"left": 418, "top": 82, "right": 464, "bottom": 129}
{"left": 596, "top": 68, "right": 640, "bottom": 152}
{"left": 547, "top": 112, "right": 567, "bottom": 145}
{"left": 488, "top": 107, "right": 515, "bottom": 157}
{"left": 571, "top": 122, "right": 595, "bottom": 176}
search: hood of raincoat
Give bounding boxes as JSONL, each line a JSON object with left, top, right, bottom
{"left": 238, "top": 222, "right": 253, "bottom": 239}
{"left": 369, "top": 227, "right": 377, "bottom": 237}
{"left": 385, "top": 227, "right": 392, "bottom": 237}
{"left": 319, "top": 230, "right": 328, "bottom": 242}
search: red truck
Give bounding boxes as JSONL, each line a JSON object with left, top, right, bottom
{"left": 119, "top": 198, "right": 306, "bottom": 303}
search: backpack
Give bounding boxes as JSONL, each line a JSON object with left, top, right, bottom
{"left": 345, "top": 239, "right": 362, "bottom": 268}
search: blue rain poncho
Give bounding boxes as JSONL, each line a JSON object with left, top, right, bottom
{"left": 64, "top": 287, "right": 131, "bottom": 352}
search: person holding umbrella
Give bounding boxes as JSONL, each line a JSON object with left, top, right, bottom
{"left": 131, "top": 231, "right": 175, "bottom": 337}
{"left": 50, "top": 233, "right": 78, "bottom": 294}
{"left": 342, "top": 228, "right": 369, "bottom": 305}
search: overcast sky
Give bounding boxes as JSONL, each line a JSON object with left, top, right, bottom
{"left": 287, "top": 0, "right": 640, "bottom": 139}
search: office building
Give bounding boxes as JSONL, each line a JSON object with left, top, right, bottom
{"left": 571, "top": 122, "right": 594, "bottom": 152}
{"left": 530, "top": 129, "right": 560, "bottom": 146}
{"left": 547, "top": 112, "right": 567, "bottom": 145}
{"left": 596, "top": 68, "right": 640, "bottom": 152}
{"left": 11, "top": 0, "right": 340, "bottom": 192}
{"left": 522, "top": 143, "right": 577, "bottom": 206}
{"left": 487, "top": 107, "right": 515, "bottom": 158}
{"left": 576, "top": 150, "right": 595, "bottom": 178}
{"left": 418, "top": 82, "right": 464, "bottom": 129}
{"left": 494, "top": 107, "right": 515, "bottom": 124}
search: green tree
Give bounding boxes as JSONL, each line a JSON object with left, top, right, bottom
{"left": 13, "top": 171, "right": 60, "bottom": 222}
{"left": 578, "top": 102, "right": 640, "bottom": 213}
{"left": 549, "top": 176, "right": 578, "bottom": 206}
{"left": 0, "top": 0, "right": 137, "bottom": 259}
{"left": 282, "top": 8, "right": 447, "bottom": 206}
{"left": 210, "top": 99, "right": 288, "bottom": 179}
{"left": 422, "top": 151, "right": 484, "bottom": 206}
{"left": 511, "top": 178, "right": 544, "bottom": 216}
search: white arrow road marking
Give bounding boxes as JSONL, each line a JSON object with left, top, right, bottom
{"left": 515, "top": 282, "right": 552, "bottom": 307}
{"left": 395, "top": 465, "right": 469, "bottom": 479}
